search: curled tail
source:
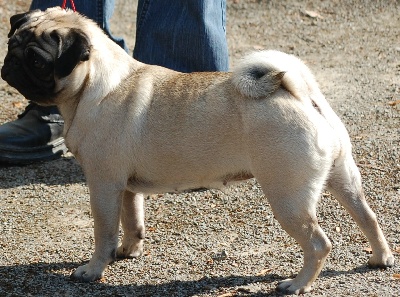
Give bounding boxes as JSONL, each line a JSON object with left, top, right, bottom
{"left": 231, "top": 50, "right": 321, "bottom": 100}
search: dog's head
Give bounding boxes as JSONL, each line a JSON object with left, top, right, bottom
{"left": 1, "top": 7, "right": 92, "bottom": 105}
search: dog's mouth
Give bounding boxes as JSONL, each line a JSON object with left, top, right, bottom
{"left": 1, "top": 59, "right": 13, "bottom": 81}
{"left": 1, "top": 71, "right": 51, "bottom": 105}
{"left": 2, "top": 53, "right": 56, "bottom": 105}
{"left": 1, "top": 54, "right": 23, "bottom": 84}
{"left": 1, "top": 67, "right": 18, "bottom": 89}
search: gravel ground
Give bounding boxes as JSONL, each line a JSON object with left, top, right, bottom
{"left": 0, "top": 0, "right": 399, "bottom": 296}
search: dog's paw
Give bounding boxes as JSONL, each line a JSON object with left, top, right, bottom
{"left": 368, "top": 252, "right": 395, "bottom": 268}
{"left": 116, "top": 236, "right": 144, "bottom": 259}
{"left": 70, "top": 264, "right": 103, "bottom": 282}
{"left": 276, "top": 278, "right": 312, "bottom": 295}
{"left": 116, "top": 240, "right": 144, "bottom": 259}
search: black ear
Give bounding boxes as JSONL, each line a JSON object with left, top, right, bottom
{"left": 52, "top": 29, "right": 91, "bottom": 78}
{"left": 8, "top": 11, "right": 35, "bottom": 37}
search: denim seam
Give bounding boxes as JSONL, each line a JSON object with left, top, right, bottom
{"left": 221, "top": 0, "right": 226, "bottom": 33}
{"left": 136, "top": 0, "right": 151, "bottom": 42}
{"left": 97, "top": 0, "right": 104, "bottom": 28}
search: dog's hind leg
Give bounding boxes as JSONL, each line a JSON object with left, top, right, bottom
{"left": 117, "top": 191, "right": 145, "bottom": 258}
{"left": 259, "top": 178, "right": 332, "bottom": 295}
{"left": 327, "top": 154, "right": 394, "bottom": 268}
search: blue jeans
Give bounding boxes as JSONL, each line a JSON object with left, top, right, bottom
{"left": 30, "top": 0, "right": 229, "bottom": 72}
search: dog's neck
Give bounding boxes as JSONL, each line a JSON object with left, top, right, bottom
{"left": 85, "top": 29, "right": 143, "bottom": 102}
{"left": 57, "top": 30, "right": 144, "bottom": 153}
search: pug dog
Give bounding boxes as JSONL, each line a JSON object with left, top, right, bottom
{"left": 1, "top": 7, "right": 394, "bottom": 295}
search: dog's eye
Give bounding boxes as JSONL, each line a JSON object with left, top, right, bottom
{"left": 25, "top": 48, "right": 46, "bottom": 69}
{"left": 32, "top": 54, "right": 45, "bottom": 69}
{"left": 29, "top": 51, "right": 45, "bottom": 69}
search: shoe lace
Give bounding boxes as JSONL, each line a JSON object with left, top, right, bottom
{"left": 17, "top": 102, "right": 63, "bottom": 123}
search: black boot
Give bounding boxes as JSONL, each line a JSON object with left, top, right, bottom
{"left": 0, "top": 102, "right": 66, "bottom": 165}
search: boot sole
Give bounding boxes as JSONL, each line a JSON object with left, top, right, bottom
{"left": 0, "top": 138, "right": 68, "bottom": 165}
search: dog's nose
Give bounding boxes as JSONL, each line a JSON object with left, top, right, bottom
{"left": 1, "top": 55, "right": 20, "bottom": 79}
{"left": 7, "top": 55, "right": 21, "bottom": 68}
{"left": 1, "top": 66, "right": 8, "bottom": 80}
{"left": 1, "top": 57, "right": 13, "bottom": 79}
{"left": 1, "top": 64, "right": 9, "bottom": 80}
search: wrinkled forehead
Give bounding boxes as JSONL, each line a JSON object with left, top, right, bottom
{"left": 15, "top": 8, "right": 72, "bottom": 37}
{"left": 7, "top": 7, "right": 80, "bottom": 53}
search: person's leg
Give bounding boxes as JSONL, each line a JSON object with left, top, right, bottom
{"left": 0, "top": 0, "right": 124, "bottom": 164}
{"left": 134, "top": 0, "right": 229, "bottom": 72}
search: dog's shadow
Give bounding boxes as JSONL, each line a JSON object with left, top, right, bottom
{"left": 0, "top": 261, "right": 378, "bottom": 297}
{"left": 0, "top": 155, "right": 85, "bottom": 189}
{"left": 0, "top": 261, "right": 281, "bottom": 297}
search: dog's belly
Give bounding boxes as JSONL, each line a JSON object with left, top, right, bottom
{"left": 126, "top": 171, "right": 254, "bottom": 194}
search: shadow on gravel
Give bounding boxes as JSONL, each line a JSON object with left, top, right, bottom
{"left": 0, "top": 261, "right": 283, "bottom": 296}
{"left": 319, "top": 264, "right": 383, "bottom": 279}
{"left": 0, "top": 156, "right": 85, "bottom": 189}
{"left": 0, "top": 261, "right": 381, "bottom": 297}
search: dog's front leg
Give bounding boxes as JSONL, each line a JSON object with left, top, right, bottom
{"left": 117, "top": 191, "right": 145, "bottom": 258}
{"left": 71, "top": 182, "right": 123, "bottom": 282}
